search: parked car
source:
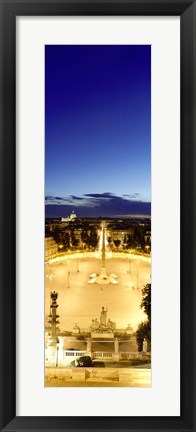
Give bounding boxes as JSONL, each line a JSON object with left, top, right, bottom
{"left": 69, "top": 356, "right": 93, "bottom": 367}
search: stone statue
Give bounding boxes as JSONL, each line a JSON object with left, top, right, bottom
{"left": 100, "top": 307, "right": 107, "bottom": 326}
{"left": 143, "top": 338, "right": 148, "bottom": 352}
{"left": 107, "top": 318, "right": 116, "bottom": 330}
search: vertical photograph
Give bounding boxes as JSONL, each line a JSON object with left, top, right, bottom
{"left": 45, "top": 45, "right": 151, "bottom": 387}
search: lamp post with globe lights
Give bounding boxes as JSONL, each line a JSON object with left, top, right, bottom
{"left": 145, "top": 244, "right": 151, "bottom": 269}
{"left": 59, "top": 244, "right": 63, "bottom": 264}
{"left": 48, "top": 291, "right": 60, "bottom": 367}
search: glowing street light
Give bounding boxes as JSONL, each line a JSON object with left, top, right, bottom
{"left": 67, "top": 261, "right": 70, "bottom": 288}
{"left": 56, "top": 340, "right": 60, "bottom": 367}
{"left": 145, "top": 245, "right": 150, "bottom": 254}
{"left": 59, "top": 244, "right": 63, "bottom": 264}
{"left": 136, "top": 259, "right": 141, "bottom": 290}
{"left": 145, "top": 245, "right": 151, "bottom": 270}
{"left": 127, "top": 257, "right": 131, "bottom": 274}
{"left": 46, "top": 273, "right": 55, "bottom": 294}
{"left": 67, "top": 251, "right": 70, "bottom": 288}
{"left": 76, "top": 252, "right": 79, "bottom": 272}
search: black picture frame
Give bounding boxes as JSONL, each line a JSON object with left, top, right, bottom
{"left": 0, "top": 0, "right": 196, "bottom": 431}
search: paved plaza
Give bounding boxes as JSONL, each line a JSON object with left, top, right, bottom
{"left": 45, "top": 252, "right": 151, "bottom": 332}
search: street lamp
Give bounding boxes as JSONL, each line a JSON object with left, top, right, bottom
{"left": 127, "top": 257, "right": 131, "bottom": 274}
{"left": 145, "top": 245, "right": 151, "bottom": 271}
{"left": 76, "top": 251, "right": 79, "bottom": 272}
{"left": 46, "top": 273, "right": 55, "bottom": 294}
{"left": 67, "top": 259, "right": 70, "bottom": 288}
{"left": 82, "top": 243, "right": 85, "bottom": 258}
{"left": 56, "top": 339, "right": 60, "bottom": 367}
{"left": 145, "top": 245, "right": 150, "bottom": 255}
{"left": 58, "top": 244, "right": 64, "bottom": 266}
{"left": 136, "top": 259, "right": 140, "bottom": 290}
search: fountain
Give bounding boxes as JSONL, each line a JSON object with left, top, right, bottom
{"left": 90, "top": 307, "right": 116, "bottom": 338}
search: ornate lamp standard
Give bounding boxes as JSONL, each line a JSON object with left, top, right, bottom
{"left": 48, "top": 291, "right": 60, "bottom": 342}
{"left": 48, "top": 291, "right": 60, "bottom": 367}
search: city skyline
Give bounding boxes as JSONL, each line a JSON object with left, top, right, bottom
{"left": 45, "top": 45, "right": 151, "bottom": 217}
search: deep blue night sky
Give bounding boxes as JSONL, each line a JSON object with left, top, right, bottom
{"left": 45, "top": 45, "right": 151, "bottom": 217}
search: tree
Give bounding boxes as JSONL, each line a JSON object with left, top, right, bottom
{"left": 136, "top": 321, "right": 150, "bottom": 351}
{"left": 122, "top": 234, "right": 128, "bottom": 249}
{"left": 136, "top": 283, "right": 151, "bottom": 351}
{"left": 89, "top": 227, "right": 98, "bottom": 248}
{"left": 71, "top": 233, "right": 79, "bottom": 248}
{"left": 129, "top": 225, "right": 146, "bottom": 251}
{"left": 81, "top": 227, "right": 98, "bottom": 249}
{"left": 127, "top": 233, "right": 134, "bottom": 248}
{"left": 81, "top": 230, "right": 90, "bottom": 247}
{"left": 141, "top": 283, "right": 151, "bottom": 323}
{"left": 64, "top": 232, "right": 70, "bottom": 250}
{"left": 52, "top": 227, "right": 61, "bottom": 245}
{"left": 114, "top": 239, "right": 121, "bottom": 249}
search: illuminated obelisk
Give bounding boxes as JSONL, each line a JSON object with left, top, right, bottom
{"left": 99, "top": 223, "right": 107, "bottom": 280}
{"left": 88, "top": 222, "right": 118, "bottom": 285}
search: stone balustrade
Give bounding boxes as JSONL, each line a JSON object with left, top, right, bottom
{"left": 45, "top": 367, "right": 151, "bottom": 386}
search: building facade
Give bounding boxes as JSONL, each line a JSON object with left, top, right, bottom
{"left": 45, "top": 237, "right": 58, "bottom": 260}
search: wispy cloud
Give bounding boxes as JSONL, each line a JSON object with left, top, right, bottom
{"left": 45, "top": 192, "right": 151, "bottom": 217}
{"left": 45, "top": 194, "right": 96, "bottom": 207}
{"left": 123, "top": 193, "right": 140, "bottom": 199}
{"left": 45, "top": 196, "right": 73, "bottom": 205}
